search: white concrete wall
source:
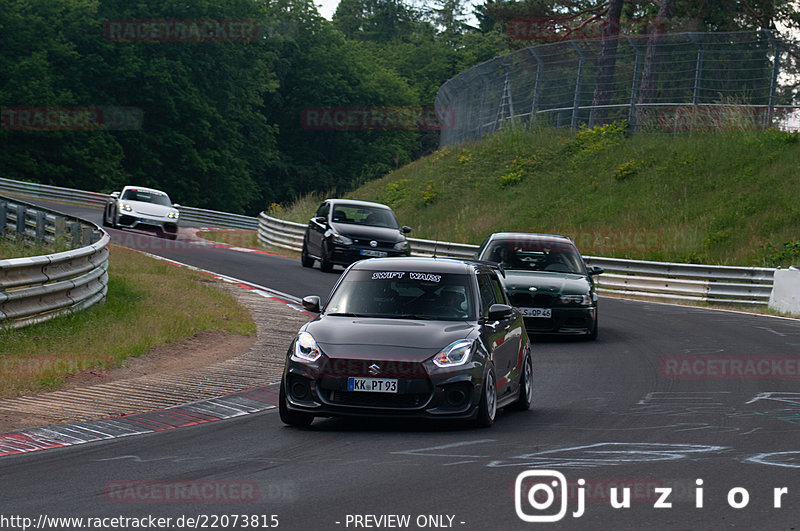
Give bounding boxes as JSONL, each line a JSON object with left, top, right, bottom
{"left": 769, "top": 267, "right": 800, "bottom": 315}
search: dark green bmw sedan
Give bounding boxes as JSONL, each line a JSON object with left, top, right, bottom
{"left": 475, "top": 233, "right": 603, "bottom": 340}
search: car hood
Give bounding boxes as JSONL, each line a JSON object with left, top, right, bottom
{"left": 501, "top": 270, "right": 591, "bottom": 296}
{"left": 125, "top": 200, "right": 173, "bottom": 217}
{"left": 305, "top": 317, "right": 475, "bottom": 360}
{"left": 330, "top": 222, "right": 404, "bottom": 242}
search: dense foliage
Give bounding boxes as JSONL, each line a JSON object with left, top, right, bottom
{"left": 1, "top": 0, "right": 797, "bottom": 214}
{"left": 0, "top": 0, "right": 506, "bottom": 213}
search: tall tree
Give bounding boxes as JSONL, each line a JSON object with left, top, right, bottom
{"left": 590, "top": 0, "right": 625, "bottom": 124}
{"left": 637, "top": 0, "right": 674, "bottom": 104}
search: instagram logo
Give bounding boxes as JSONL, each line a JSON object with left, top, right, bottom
{"left": 515, "top": 470, "right": 583, "bottom": 522}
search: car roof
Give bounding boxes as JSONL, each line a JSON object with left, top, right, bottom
{"left": 350, "top": 256, "right": 492, "bottom": 275}
{"left": 325, "top": 198, "right": 393, "bottom": 210}
{"left": 121, "top": 185, "right": 169, "bottom": 196}
{"left": 487, "top": 232, "right": 572, "bottom": 243}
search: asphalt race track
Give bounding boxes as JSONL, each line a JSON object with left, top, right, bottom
{"left": 2, "top": 199, "right": 800, "bottom": 530}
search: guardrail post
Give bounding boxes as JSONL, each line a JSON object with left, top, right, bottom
{"left": 570, "top": 41, "right": 585, "bottom": 130}
{"left": 0, "top": 201, "right": 6, "bottom": 238}
{"left": 70, "top": 222, "right": 81, "bottom": 247}
{"left": 35, "top": 211, "right": 46, "bottom": 244}
{"left": 81, "top": 227, "right": 92, "bottom": 247}
{"left": 16, "top": 205, "right": 27, "bottom": 241}
{"left": 55, "top": 217, "right": 66, "bottom": 242}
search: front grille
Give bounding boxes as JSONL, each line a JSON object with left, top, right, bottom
{"left": 352, "top": 238, "right": 393, "bottom": 250}
{"left": 326, "top": 390, "right": 429, "bottom": 408}
{"left": 509, "top": 292, "right": 557, "bottom": 307}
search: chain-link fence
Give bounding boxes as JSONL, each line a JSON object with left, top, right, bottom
{"left": 436, "top": 30, "right": 796, "bottom": 147}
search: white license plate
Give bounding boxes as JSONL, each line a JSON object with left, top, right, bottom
{"left": 348, "top": 377, "right": 398, "bottom": 393}
{"left": 521, "top": 307, "right": 552, "bottom": 318}
{"left": 360, "top": 249, "right": 388, "bottom": 257}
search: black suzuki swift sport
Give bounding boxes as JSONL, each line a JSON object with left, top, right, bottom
{"left": 280, "top": 256, "right": 534, "bottom": 428}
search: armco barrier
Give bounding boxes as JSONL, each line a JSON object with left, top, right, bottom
{"left": 0, "top": 177, "right": 777, "bottom": 307}
{"left": 257, "top": 212, "right": 775, "bottom": 306}
{"left": 1, "top": 195, "right": 109, "bottom": 329}
{"left": 0, "top": 177, "right": 257, "bottom": 230}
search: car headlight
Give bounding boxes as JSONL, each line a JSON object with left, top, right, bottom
{"left": 292, "top": 331, "right": 322, "bottom": 363}
{"left": 393, "top": 240, "right": 409, "bottom": 251}
{"left": 560, "top": 294, "right": 591, "bottom": 306}
{"left": 168, "top": 210, "right": 180, "bottom": 219}
{"left": 432, "top": 339, "right": 473, "bottom": 368}
{"left": 331, "top": 233, "right": 353, "bottom": 246}
{"left": 121, "top": 203, "right": 132, "bottom": 212}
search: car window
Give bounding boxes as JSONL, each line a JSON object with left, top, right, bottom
{"left": 489, "top": 273, "right": 508, "bottom": 305}
{"left": 477, "top": 274, "right": 498, "bottom": 317}
{"left": 483, "top": 238, "right": 586, "bottom": 275}
{"left": 326, "top": 270, "right": 473, "bottom": 320}
{"left": 121, "top": 189, "right": 171, "bottom": 206}
{"left": 315, "top": 202, "right": 329, "bottom": 219}
{"left": 330, "top": 205, "right": 399, "bottom": 229}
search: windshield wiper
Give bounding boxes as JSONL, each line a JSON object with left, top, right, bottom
{"left": 327, "top": 312, "right": 368, "bottom": 317}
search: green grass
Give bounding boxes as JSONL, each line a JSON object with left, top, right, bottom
{"left": 279, "top": 123, "right": 800, "bottom": 267}
{"left": 0, "top": 238, "right": 67, "bottom": 260}
{"left": 0, "top": 245, "right": 256, "bottom": 397}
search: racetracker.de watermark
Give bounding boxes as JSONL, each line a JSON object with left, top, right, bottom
{"left": 104, "top": 19, "right": 259, "bottom": 42}
{"left": 660, "top": 356, "right": 800, "bottom": 379}
{"left": 1, "top": 107, "right": 143, "bottom": 131}
{"left": 300, "top": 106, "right": 454, "bottom": 131}
{"left": 104, "top": 480, "right": 259, "bottom": 503}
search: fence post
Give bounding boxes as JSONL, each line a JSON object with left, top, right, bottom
{"left": 689, "top": 33, "right": 704, "bottom": 106}
{"left": 570, "top": 41, "right": 585, "bottom": 130}
{"left": 627, "top": 36, "right": 643, "bottom": 130}
{"left": 528, "top": 47, "right": 544, "bottom": 121}
{"left": 765, "top": 29, "right": 780, "bottom": 129}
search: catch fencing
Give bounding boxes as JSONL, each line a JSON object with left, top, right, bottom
{"left": 436, "top": 30, "right": 795, "bottom": 147}
{"left": 1, "top": 195, "right": 109, "bottom": 329}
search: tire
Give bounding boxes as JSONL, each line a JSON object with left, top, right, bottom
{"left": 110, "top": 206, "right": 118, "bottom": 229}
{"left": 319, "top": 241, "right": 334, "bottom": 273}
{"left": 301, "top": 242, "right": 314, "bottom": 268}
{"left": 279, "top": 380, "right": 314, "bottom": 427}
{"left": 509, "top": 351, "right": 533, "bottom": 411}
{"left": 102, "top": 205, "right": 111, "bottom": 227}
{"left": 476, "top": 366, "right": 497, "bottom": 428}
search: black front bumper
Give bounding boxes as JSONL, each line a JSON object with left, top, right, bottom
{"left": 283, "top": 364, "right": 481, "bottom": 419}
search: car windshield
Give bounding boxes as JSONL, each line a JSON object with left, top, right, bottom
{"left": 483, "top": 238, "right": 586, "bottom": 275}
{"left": 121, "top": 189, "right": 172, "bottom": 206}
{"left": 330, "top": 205, "right": 399, "bottom": 229}
{"left": 326, "top": 270, "right": 474, "bottom": 321}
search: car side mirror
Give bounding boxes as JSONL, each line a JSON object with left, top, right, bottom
{"left": 487, "top": 303, "right": 514, "bottom": 321}
{"left": 402, "top": 226, "right": 412, "bottom": 234}
{"left": 589, "top": 266, "right": 604, "bottom": 276}
{"left": 302, "top": 295, "right": 321, "bottom": 313}
{"left": 173, "top": 203, "right": 181, "bottom": 208}
{"left": 314, "top": 216, "right": 327, "bottom": 225}
{"left": 110, "top": 191, "right": 120, "bottom": 199}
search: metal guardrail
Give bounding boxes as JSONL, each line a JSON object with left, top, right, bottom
{"left": 1, "top": 195, "right": 110, "bottom": 329}
{"left": 257, "top": 212, "right": 775, "bottom": 306}
{"left": 0, "top": 178, "right": 776, "bottom": 307}
{"left": 0, "top": 177, "right": 258, "bottom": 231}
